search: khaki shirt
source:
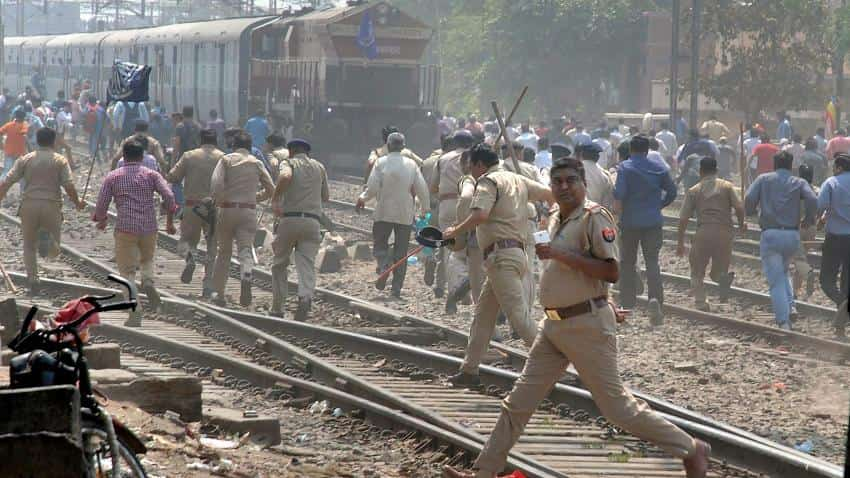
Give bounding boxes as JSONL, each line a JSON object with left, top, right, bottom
{"left": 278, "top": 153, "right": 329, "bottom": 216}
{"left": 470, "top": 165, "right": 551, "bottom": 250}
{"left": 267, "top": 148, "right": 290, "bottom": 180}
{"left": 210, "top": 148, "right": 275, "bottom": 204}
{"left": 421, "top": 150, "right": 441, "bottom": 207}
{"left": 680, "top": 175, "right": 741, "bottom": 227}
{"left": 699, "top": 120, "right": 730, "bottom": 142}
{"left": 502, "top": 159, "right": 541, "bottom": 220}
{"left": 431, "top": 149, "right": 465, "bottom": 197}
{"left": 539, "top": 200, "right": 619, "bottom": 308}
{"left": 112, "top": 133, "right": 166, "bottom": 170}
{"left": 5, "top": 148, "right": 72, "bottom": 203}
{"left": 166, "top": 145, "right": 224, "bottom": 201}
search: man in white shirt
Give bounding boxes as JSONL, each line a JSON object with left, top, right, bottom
{"left": 578, "top": 143, "right": 614, "bottom": 211}
{"left": 516, "top": 123, "right": 539, "bottom": 152}
{"left": 534, "top": 137, "right": 552, "bottom": 172}
{"left": 592, "top": 130, "right": 614, "bottom": 169}
{"left": 782, "top": 134, "right": 805, "bottom": 169}
{"left": 743, "top": 127, "right": 761, "bottom": 158}
{"left": 655, "top": 122, "right": 678, "bottom": 157}
{"left": 357, "top": 132, "right": 430, "bottom": 298}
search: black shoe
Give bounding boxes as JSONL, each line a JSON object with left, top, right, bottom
{"left": 295, "top": 297, "right": 311, "bottom": 322}
{"left": 447, "top": 372, "right": 481, "bottom": 388}
{"left": 806, "top": 270, "right": 816, "bottom": 299}
{"left": 424, "top": 260, "right": 435, "bottom": 286}
{"left": 181, "top": 255, "right": 196, "bottom": 284}
{"left": 434, "top": 287, "right": 444, "bottom": 299}
{"left": 240, "top": 279, "right": 252, "bottom": 307}
{"left": 718, "top": 272, "right": 735, "bottom": 301}
{"left": 38, "top": 231, "right": 50, "bottom": 259}
{"left": 141, "top": 280, "right": 161, "bottom": 311}
{"left": 445, "top": 297, "right": 458, "bottom": 315}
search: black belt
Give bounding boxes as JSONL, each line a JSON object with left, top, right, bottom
{"left": 545, "top": 296, "right": 608, "bottom": 320}
{"left": 283, "top": 212, "right": 320, "bottom": 221}
{"left": 483, "top": 239, "right": 525, "bottom": 260}
{"left": 763, "top": 226, "right": 798, "bottom": 231}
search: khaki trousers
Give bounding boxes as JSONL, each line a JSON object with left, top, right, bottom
{"left": 460, "top": 248, "right": 537, "bottom": 374}
{"left": 467, "top": 237, "right": 484, "bottom": 304}
{"left": 178, "top": 207, "right": 217, "bottom": 289}
{"left": 689, "top": 225, "right": 733, "bottom": 304}
{"left": 19, "top": 199, "right": 62, "bottom": 281}
{"left": 114, "top": 231, "right": 156, "bottom": 288}
{"left": 474, "top": 306, "right": 696, "bottom": 475}
{"left": 212, "top": 208, "right": 256, "bottom": 295}
{"left": 271, "top": 217, "right": 321, "bottom": 313}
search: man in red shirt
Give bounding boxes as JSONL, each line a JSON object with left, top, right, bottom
{"left": 826, "top": 128, "right": 850, "bottom": 160}
{"left": 0, "top": 109, "right": 29, "bottom": 180}
{"left": 750, "top": 135, "right": 780, "bottom": 179}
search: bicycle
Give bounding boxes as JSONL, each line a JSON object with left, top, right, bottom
{"left": 7, "top": 274, "right": 148, "bottom": 477}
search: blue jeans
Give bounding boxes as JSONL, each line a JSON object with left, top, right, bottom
{"left": 2, "top": 155, "right": 16, "bottom": 180}
{"left": 171, "top": 182, "right": 185, "bottom": 214}
{"left": 760, "top": 229, "right": 800, "bottom": 326}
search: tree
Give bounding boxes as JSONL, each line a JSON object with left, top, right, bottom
{"left": 694, "top": 0, "right": 831, "bottom": 123}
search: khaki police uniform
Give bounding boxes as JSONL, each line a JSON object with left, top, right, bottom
{"left": 270, "top": 153, "right": 329, "bottom": 316}
{"left": 167, "top": 144, "right": 225, "bottom": 290}
{"left": 421, "top": 149, "right": 443, "bottom": 284}
{"left": 111, "top": 133, "right": 166, "bottom": 171}
{"left": 503, "top": 159, "right": 543, "bottom": 318}
{"left": 457, "top": 174, "right": 484, "bottom": 302}
{"left": 267, "top": 147, "right": 290, "bottom": 179}
{"left": 3, "top": 148, "right": 73, "bottom": 283}
{"left": 459, "top": 165, "right": 550, "bottom": 375}
{"left": 679, "top": 175, "right": 741, "bottom": 305}
{"left": 472, "top": 200, "right": 697, "bottom": 475}
{"left": 432, "top": 148, "right": 467, "bottom": 294}
{"left": 210, "top": 148, "right": 275, "bottom": 297}
{"left": 365, "top": 144, "right": 422, "bottom": 182}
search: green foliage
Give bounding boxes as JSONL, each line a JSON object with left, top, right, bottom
{"left": 695, "top": 0, "right": 831, "bottom": 117}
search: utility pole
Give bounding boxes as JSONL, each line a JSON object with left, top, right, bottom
{"left": 669, "top": 0, "right": 680, "bottom": 127}
{"left": 689, "top": 0, "right": 701, "bottom": 131}
{"left": 837, "top": 0, "right": 847, "bottom": 128}
{"left": 17, "top": 0, "right": 24, "bottom": 35}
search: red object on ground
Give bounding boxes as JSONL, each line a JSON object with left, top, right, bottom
{"left": 53, "top": 298, "right": 101, "bottom": 331}
{"left": 500, "top": 472, "right": 528, "bottom": 478}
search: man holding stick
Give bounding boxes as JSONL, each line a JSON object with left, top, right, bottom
{"left": 0, "top": 127, "right": 85, "bottom": 294}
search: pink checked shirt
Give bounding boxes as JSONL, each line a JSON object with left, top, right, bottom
{"left": 93, "top": 162, "right": 176, "bottom": 235}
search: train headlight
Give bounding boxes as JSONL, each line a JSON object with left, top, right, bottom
{"left": 327, "top": 107, "right": 333, "bottom": 113}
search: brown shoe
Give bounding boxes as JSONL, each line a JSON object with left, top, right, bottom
{"left": 683, "top": 439, "right": 711, "bottom": 478}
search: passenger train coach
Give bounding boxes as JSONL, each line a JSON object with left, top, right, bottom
{"left": 2, "top": 1, "right": 440, "bottom": 168}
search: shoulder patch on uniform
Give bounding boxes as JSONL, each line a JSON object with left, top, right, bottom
{"left": 602, "top": 227, "right": 616, "bottom": 243}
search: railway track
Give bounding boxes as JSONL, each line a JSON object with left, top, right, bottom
{"left": 0, "top": 196, "right": 843, "bottom": 476}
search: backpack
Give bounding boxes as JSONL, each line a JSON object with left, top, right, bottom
{"left": 122, "top": 103, "right": 140, "bottom": 138}
{"left": 84, "top": 106, "right": 98, "bottom": 134}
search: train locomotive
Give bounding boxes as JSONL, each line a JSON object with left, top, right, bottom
{"left": 3, "top": 1, "right": 440, "bottom": 169}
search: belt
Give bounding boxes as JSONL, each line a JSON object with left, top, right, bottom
{"left": 545, "top": 296, "right": 608, "bottom": 321}
{"left": 283, "top": 212, "right": 320, "bottom": 221}
{"left": 483, "top": 239, "right": 525, "bottom": 260}
{"left": 764, "top": 226, "right": 798, "bottom": 231}
{"left": 439, "top": 193, "right": 459, "bottom": 201}
{"left": 218, "top": 201, "right": 255, "bottom": 209}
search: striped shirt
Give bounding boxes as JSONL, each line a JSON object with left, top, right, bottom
{"left": 93, "top": 163, "right": 176, "bottom": 235}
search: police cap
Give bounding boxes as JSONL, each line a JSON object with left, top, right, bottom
{"left": 287, "top": 138, "right": 311, "bottom": 152}
{"left": 550, "top": 142, "right": 572, "bottom": 160}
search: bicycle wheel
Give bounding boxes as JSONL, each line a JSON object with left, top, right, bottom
{"left": 82, "top": 419, "right": 148, "bottom": 478}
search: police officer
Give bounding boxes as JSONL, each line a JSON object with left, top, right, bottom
{"left": 110, "top": 120, "right": 166, "bottom": 171}
{"left": 210, "top": 130, "right": 276, "bottom": 307}
{"left": 577, "top": 142, "right": 615, "bottom": 211}
{"left": 0, "top": 127, "right": 85, "bottom": 293}
{"left": 431, "top": 130, "right": 475, "bottom": 299}
{"left": 264, "top": 132, "right": 289, "bottom": 178}
{"left": 166, "top": 128, "right": 224, "bottom": 297}
{"left": 443, "top": 157, "right": 710, "bottom": 478}
{"left": 443, "top": 143, "right": 553, "bottom": 387}
{"left": 421, "top": 134, "right": 452, "bottom": 287}
{"left": 365, "top": 125, "right": 423, "bottom": 182}
{"left": 676, "top": 157, "right": 745, "bottom": 310}
{"left": 270, "top": 139, "right": 329, "bottom": 320}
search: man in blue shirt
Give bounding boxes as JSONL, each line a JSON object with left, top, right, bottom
{"left": 613, "top": 134, "right": 677, "bottom": 323}
{"left": 745, "top": 151, "right": 817, "bottom": 330}
{"left": 245, "top": 110, "right": 270, "bottom": 149}
{"left": 776, "top": 112, "right": 793, "bottom": 141}
{"left": 818, "top": 153, "right": 850, "bottom": 335}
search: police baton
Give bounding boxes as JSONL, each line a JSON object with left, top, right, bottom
{"left": 375, "top": 245, "right": 424, "bottom": 285}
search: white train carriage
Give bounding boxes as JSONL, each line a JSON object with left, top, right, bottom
{"left": 4, "top": 37, "right": 29, "bottom": 93}
{"left": 17, "top": 35, "right": 54, "bottom": 97}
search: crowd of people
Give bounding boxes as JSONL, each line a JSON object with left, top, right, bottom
{"left": 2, "top": 79, "right": 850, "bottom": 477}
